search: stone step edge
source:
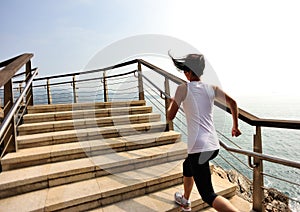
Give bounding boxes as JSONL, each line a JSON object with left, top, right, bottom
{"left": 0, "top": 162, "right": 237, "bottom": 212}
{"left": 46, "top": 160, "right": 185, "bottom": 212}
{"left": 18, "top": 113, "right": 160, "bottom": 135}
{"left": 17, "top": 121, "right": 167, "bottom": 148}
{"left": 0, "top": 142, "right": 187, "bottom": 199}
{"left": 27, "top": 100, "right": 146, "bottom": 114}
{"left": 2, "top": 131, "right": 181, "bottom": 170}
{"left": 0, "top": 159, "right": 184, "bottom": 212}
{"left": 0, "top": 161, "right": 182, "bottom": 211}
{"left": 24, "top": 105, "right": 152, "bottom": 124}
{"left": 94, "top": 172, "right": 237, "bottom": 212}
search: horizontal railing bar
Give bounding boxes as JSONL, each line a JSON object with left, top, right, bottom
{"left": 219, "top": 140, "right": 300, "bottom": 169}
{"left": 143, "top": 81, "right": 163, "bottom": 97}
{"left": 217, "top": 130, "right": 244, "bottom": 150}
{"left": 140, "top": 71, "right": 171, "bottom": 99}
{"left": 32, "top": 70, "right": 136, "bottom": 88}
{"left": 254, "top": 118, "right": 300, "bottom": 129}
{"left": 11, "top": 68, "right": 38, "bottom": 83}
{"left": 108, "top": 80, "right": 136, "bottom": 86}
{"left": 214, "top": 99, "right": 259, "bottom": 124}
{"left": 137, "top": 59, "right": 186, "bottom": 85}
{"left": 218, "top": 154, "right": 248, "bottom": 177}
{"left": 144, "top": 91, "right": 166, "bottom": 116}
{"left": 215, "top": 99, "right": 300, "bottom": 129}
{"left": 32, "top": 60, "right": 138, "bottom": 82}
{"left": 261, "top": 172, "right": 300, "bottom": 187}
{"left": 109, "top": 86, "right": 137, "bottom": 91}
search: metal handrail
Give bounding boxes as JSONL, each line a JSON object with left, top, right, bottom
{"left": 139, "top": 69, "right": 300, "bottom": 169}
{"left": 219, "top": 140, "right": 300, "bottom": 169}
{"left": 0, "top": 69, "right": 38, "bottom": 141}
{"left": 139, "top": 71, "right": 171, "bottom": 99}
{"left": 214, "top": 99, "right": 300, "bottom": 129}
{"left": 138, "top": 59, "right": 186, "bottom": 85}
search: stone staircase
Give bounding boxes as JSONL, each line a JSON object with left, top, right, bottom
{"left": 0, "top": 100, "right": 237, "bottom": 211}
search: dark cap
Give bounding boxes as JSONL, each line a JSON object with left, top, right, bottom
{"left": 168, "top": 51, "right": 205, "bottom": 77}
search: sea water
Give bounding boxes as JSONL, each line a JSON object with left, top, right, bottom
{"left": 214, "top": 95, "right": 300, "bottom": 211}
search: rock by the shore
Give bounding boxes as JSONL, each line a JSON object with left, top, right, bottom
{"left": 211, "top": 165, "right": 253, "bottom": 202}
{"left": 211, "top": 165, "right": 292, "bottom": 211}
{"left": 263, "top": 188, "right": 291, "bottom": 212}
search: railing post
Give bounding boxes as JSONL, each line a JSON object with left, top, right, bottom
{"left": 253, "top": 126, "right": 264, "bottom": 212}
{"left": 137, "top": 62, "right": 145, "bottom": 101}
{"left": 164, "top": 78, "right": 173, "bottom": 131}
{"left": 18, "top": 83, "right": 22, "bottom": 95}
{"left": 72, "top": 76, "right": 78, "bottom": 103}
{"left": 3, "top": 79, "right": 17, "bottom": 153}
{"left": 25, "top": 60, "right": 33, "bottom": 105}
{"left": 46, "top": 79, "right": 52, "bottom": 104}
{"left": 103, "top": 71, "right": 108, "bottom": 102}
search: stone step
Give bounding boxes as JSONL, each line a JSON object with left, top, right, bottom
{"left": 0, "top": 161, "right": 237, "bottom": 212}
{"left": 2, "top": 131, "right": 181, "bottom": 171}
{"left": 18, "top": 113, "right": 160, "bottom": 135}
{"left": 17, "top": 121, "right": 167, "bottom": 149}
{"left": 23, "top": 105, "right": 152, "bottom": 124}
{"left": 199, "top": 196, "right": 252, "bottom": 212}
{"left": 93, "top": 172, "right": 237, "bottom": 212}
{"left": 26, "top": 100, "right": 146, "bottom": 114}
{"left": 0, "top": 142, "right": 187, "bottom": 200}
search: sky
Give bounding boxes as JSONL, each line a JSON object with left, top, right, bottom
{"left": 1, "top": 0, "right": 300, "bottom": 98}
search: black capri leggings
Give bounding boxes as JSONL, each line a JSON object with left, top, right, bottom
{"left": 183, "top": 150, "right": 219, "bottom": 206}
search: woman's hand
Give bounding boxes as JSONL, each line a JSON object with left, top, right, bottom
{"left": 232, "top": 127, "right": 242, "bottom": 137}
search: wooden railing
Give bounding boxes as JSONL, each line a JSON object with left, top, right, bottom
{"left": 0, "top": 53, "right": 37, "bottom": 161}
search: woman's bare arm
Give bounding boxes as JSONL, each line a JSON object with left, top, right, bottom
{"left": 214, "top": 86, "right": 241, "bottom": 137}
{"left": 167, "top": 98, "right": 179, "bottom": 121}
{"left": 167, "top": 84, "right": 187, "bottom": 121}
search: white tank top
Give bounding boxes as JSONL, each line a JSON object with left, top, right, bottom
{"left": 182, "top": 81, "right": 220, "bottom": 154}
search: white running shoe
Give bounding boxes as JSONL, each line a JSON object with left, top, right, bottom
{"left": 174, "top": 192, "right": 191, "bottom": 211}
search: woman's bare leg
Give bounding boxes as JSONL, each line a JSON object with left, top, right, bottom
{"left": 212, "top": 196, "right": 239, "bottom": 212}
{"left": 183, "top": 176, "right": 194, "bottom": 200}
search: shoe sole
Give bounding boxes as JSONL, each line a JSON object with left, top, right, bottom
{"left": 175, "top": 198, "right": 191, "bottom": 212}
